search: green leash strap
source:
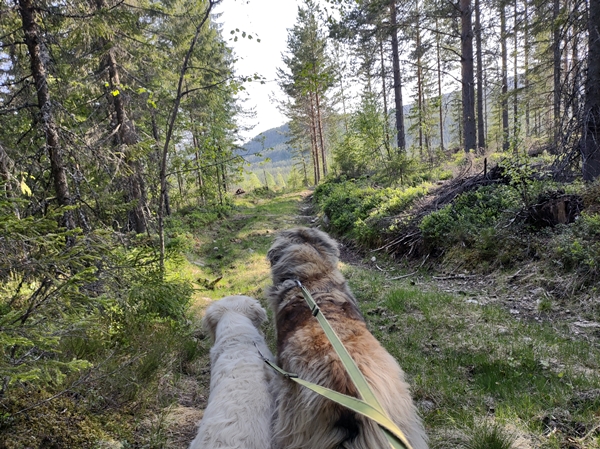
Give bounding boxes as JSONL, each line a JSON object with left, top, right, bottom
{"left": 262, "top": 281, "right": 414, "bottom": 449}
{"left": 261, "top": 356, "right": 411, "bottom": 449}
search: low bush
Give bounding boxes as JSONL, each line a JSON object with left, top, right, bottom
{"left": 419, "top": 184, "right": 521, "bottom": 255}
{"left": 551, "top": 212, "right": 600, "bottom": 284}
{"left": 314, "top": 178, "right": 428, "bottom": 245}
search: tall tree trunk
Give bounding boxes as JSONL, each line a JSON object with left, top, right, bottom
{"left": 501, "top": 1, "right": 510, "bottom": 151}
{"left": 475, "top": 0, "right": 485, "bottom": 151}
{"left": 0, "top": 144, "right": 11, "bottom": 191}
{"left": 582, "top": 0, "right": 600, "bottom": 180}
{"left": 513, "top": 0, "right": 519, "bottom": 143}
{"left": 416, "top": 0, "right": 424, "bottom": 155}
{"left": 309, "top": 93, "right": 320, "bottom": 184}
{"left": 315, "top": 91, "right": 327, "bottom": 177}
{"left": 461, "top": 0, "right": 477, "bottom": 153}
{"left": 193, "top": 133, "right": 206, "bottom": 207}
{"left": 553, "top": 0, "right": 561, "bottom": 144}
{"left": 524, "top": 0, "right": 530, "bottom": 137}
{"left": 106, "top": 50, "right": 147, "bottom": 233}
{"left": 18, "top": 0, "right": 74, "bottom": 231}
{"left": 380, "top": 38, "right": 391, "bottom": 156}
{"left": 390, "top": 0, "right": 406, "bottom": 151}
{"left": 436, "top": 18, "right": 445, "bottom": 153}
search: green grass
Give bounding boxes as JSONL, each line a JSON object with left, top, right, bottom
{"left": 340, "top": 266, "right": 600, "bottom": 448}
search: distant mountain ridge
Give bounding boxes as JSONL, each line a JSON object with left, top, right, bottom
{"left": 240, "top": 124, "right": 295, "bottom": 165}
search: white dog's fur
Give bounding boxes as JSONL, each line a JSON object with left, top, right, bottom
{"left": 188, "top": 295, "right": 274, "bottom": 449}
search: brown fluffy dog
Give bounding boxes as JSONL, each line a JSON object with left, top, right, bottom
{"left": 266, "top": 227, "right": 428, "bottom": 449}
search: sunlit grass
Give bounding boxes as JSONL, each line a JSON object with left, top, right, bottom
{"left": 179, "top": 190, "right": 309, "bottom": 317}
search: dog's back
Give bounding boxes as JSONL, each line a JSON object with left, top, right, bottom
{"left": 267, "top": 228, "right": 429, "bottom": 449}
{"left": 189, "top": 296, "right": 274, "bottom": 449}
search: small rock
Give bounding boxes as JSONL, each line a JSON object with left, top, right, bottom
{"left": 510, "top": 309, "right": 520, "bottom": 314}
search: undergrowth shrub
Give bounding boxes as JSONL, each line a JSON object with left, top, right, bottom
{"left": 314, "top": 178, "right": 428, "bottom": 244}
{"left": 551, "top": 212, "right": 600, "bottom": 284}
{"left": 0, "top": 194, "right": 200, "bottom": 447}
{"left": 419, "top": 184, "right": 521, "bottom": 257}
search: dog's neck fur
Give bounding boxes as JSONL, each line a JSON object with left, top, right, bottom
{"left": 267, "top": 275, "right": 365, "bottom": 357}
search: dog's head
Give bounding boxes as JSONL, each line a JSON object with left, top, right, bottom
{"left": 266, "top": 227, "right": 340, "bottom": 286}
{"left": 202, "top": 295, "right": 268, "bottom": 341}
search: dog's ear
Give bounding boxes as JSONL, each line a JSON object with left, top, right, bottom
{"left": 245, "top": 300, "right": 268, "bottom": 329}
{"left": 201, "top": 302, "right": 224, "bottom": 342}
{"left": 266, "top": 245, "right": 281, "bottom": 267}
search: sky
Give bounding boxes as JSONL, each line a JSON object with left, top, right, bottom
{"left": 216, "top": 0, "right": 303, "bottom": 143}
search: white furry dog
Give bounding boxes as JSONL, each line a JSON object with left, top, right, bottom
{"left": 188, "top": 295, "right": 274, "bottom": 449}
{"left": 266, "top": 227, "right": 428, "bottom": 449}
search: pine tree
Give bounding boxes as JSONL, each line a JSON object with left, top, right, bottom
{"left": 277, "top": 0, "right": 336, "bottom": 183}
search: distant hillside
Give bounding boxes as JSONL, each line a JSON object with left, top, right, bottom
{"left": 240, "top": 124, "right": 295, "bottom": 165}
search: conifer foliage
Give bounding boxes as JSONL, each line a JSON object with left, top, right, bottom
{"left": 0, "top": 0, "right": 243, "bottom": 444}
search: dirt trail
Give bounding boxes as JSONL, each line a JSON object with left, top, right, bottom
{"left": 161, "top": 192, "right": 316, "bottom": 448}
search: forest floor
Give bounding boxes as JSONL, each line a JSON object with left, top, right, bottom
{"left": 156, "top": 189, "right": 600, "bottom": 449}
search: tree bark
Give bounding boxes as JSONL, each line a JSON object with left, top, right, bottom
{"left": 390, "top": 0, "right": 406, "bottom": 151}
{"left": 309, "top": 93, "right": 320, "bottom": 183}
{"left": 553, "top": 0, "right": 561, "bottom": 144}
{"left": 513, "top": 0, "right": 519, "bottom": 142}
{"left": 416, "top": 0, "right": 424, "bottom": 156}
{"left": 315, "top": 91, "right": 327, "bottom": 177}
{"left": 475, "top": 0, "right": 485, "bottom": 150}
{"left": 460, "top": 0, "right": 477, "bottom": 153}
{"left": 582, "top": 0, "right": 600, "bottom": 180}
{"left": 379, "top": 38, "right": 392, "bottom": 156}
{"left": 501, "top": 1, "right": 510, "bottom": 151}
{"left": 435, "top": 18, "right": 445, "bottom": 153}
{"left": 106, "top": 48, "right": 147, "bottom": 234}
{"left": 18, "top": 0, "right": 74, "bottom": 230}
{"left": 524, "top": 0, "right": 530, "bottom": 137}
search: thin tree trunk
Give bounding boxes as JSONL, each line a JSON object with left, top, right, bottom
{"left": 524, "top": 0, "right": 530, "bottom": 137}
{"left": 390, "top": 0, "right": 406, "bottom": 151}
{"left": 106, "top": 49, "right": 147, "bottom": 233}
{"left": 315, "top": 91, "right": 327, "bottom": 177}
{"left": 553, "top": 0, "right": 561, "bottom": 144}
{"left": 309, "top": 94, "right": 320, "bottom": 184}
{"left": 435, "top": 18, "right": 445, "bottom": 153}
{"left": 513, "top": 0, "right": 519, "bottom": 143}
{"left": 501, "top": 1, "right": 510, "bottom": 151}
{"left": 461, "top": 0, "right": 477, "bottom": 153}
{"left": 158, "top": 0, "right": 217, "bottom": 272}
{"left": 193, "top": 133, "right": 206, "bottom": 207}
{"left": 582, "top": 0, "right": 600, "bottom": 180}
{"left": 380, "top": 38, "right": 391, "bottom": 156}
{"left": 475, "top": 0, "right": 485, "bottom": 150}
{"left": 416, "top": 1, "right": 423, "bottom": 152}
{"left": 337, "top": 44, "right": 349, "bottom": 133}
{"left": 18, "top": 0, "right": 74, "bottom": 231}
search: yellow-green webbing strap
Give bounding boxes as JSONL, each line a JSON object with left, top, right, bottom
{"left": 263, "top": 281, "right": 414, "bottom": 449}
